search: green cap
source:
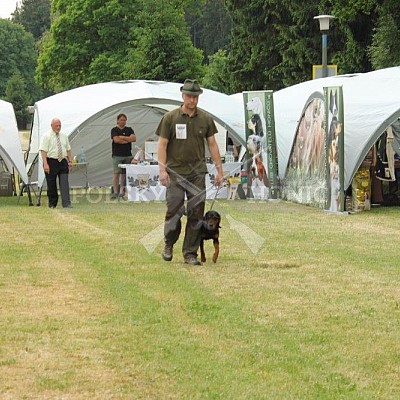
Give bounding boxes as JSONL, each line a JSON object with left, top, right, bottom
{"left": 180, "top": 79, "right": 203, "bottom": 95}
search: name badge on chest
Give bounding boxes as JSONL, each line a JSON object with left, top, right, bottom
{"left": 175, "top": 124, "right": 187, "bottom": 139}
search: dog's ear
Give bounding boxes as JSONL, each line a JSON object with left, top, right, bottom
{"left": 215, "top": 213, "right": 221, "bottom": 228}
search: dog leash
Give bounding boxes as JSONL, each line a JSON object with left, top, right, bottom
{"left": 209, "top": 185, "right": 220, "bottom": 211}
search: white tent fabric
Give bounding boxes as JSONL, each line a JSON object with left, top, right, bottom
{"left": 274, "top": 67, "right": 400, "bottom": 189}
{"left": 27, "top": 80, "right": 245, "bottom": 188}
{"left": 0, "top": 99, "right": 28, "bottom": 184}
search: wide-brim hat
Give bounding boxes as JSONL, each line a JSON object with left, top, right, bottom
{"left": 180, "top": 79, "right": 203, "bottom": 95}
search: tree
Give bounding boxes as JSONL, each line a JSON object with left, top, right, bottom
{"left": 185, "top": 0, "right": 232, "bottom": 60}
{"left": 271, "top": 0, "right": 323, "bottom": 87}
{"left": 325, "top": 0, "right": 379, "bottom": 74}
{"left": 369, "top": 0, "right": 400, "bottom": 69}
{"left": 0, "top": 19, "right": 37, "bottom": 99}
{"left": 36, "top": 0, "right": 205, "bottom": 92}
{"left": 12, "top": 0, "right": 51, "bottom": 40}
{"left": 128, "top": 0, "right": 204, "bottom": 82}
{"left": 202, "top": 50, "right": 233, "bottom": 93}
{"left": 4, "top": 73, "right": 31, "bottom": 129}
{"left": 222, "top": 0, "right": 385, "bottom": 92}
{"left": 32, "top": 0, "right": 397, "bottom": 96}
{"left": 36, "top": 0, "right": 139, "bottom": 92}
{"left": 224, "top": 0, "right": 287, "bottom": 92}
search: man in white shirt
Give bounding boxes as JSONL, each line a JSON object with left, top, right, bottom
{"left": 39, "top": 118, "right": 73, "bottom": 208}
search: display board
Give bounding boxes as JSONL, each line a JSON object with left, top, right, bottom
{"left": 120, "top": 163, "right": 242, "bottom": 201}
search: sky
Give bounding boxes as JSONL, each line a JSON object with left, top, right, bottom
{"left": 0, "top": 0, "right": 20, "bottom": 19}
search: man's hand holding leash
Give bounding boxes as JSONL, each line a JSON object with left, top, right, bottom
{"left": 159, "top": 170, "right": 170, "bottom": 187}
{"left": 207, "top": 134, "right": 224, "bottom": 187}
{"left": 158, "top": 137, "right": 170, "bottom": 187}
{"left": 214, "top": 164, "right": 224, "bottom": 187}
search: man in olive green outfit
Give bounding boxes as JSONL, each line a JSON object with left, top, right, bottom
{"left": 156, "top": 79, "right": 223, "bottom": 266}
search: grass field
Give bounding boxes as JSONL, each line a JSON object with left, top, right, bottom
{"left": 1, "top": 193, "right": 399, "bottom": 399}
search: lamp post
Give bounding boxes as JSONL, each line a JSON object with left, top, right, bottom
{"left": 314, "top": 15, "right": 335, "bottom": 78}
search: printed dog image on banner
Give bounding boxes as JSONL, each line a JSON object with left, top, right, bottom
{"left": 244, "top": 93, "right": 269, "bottom": 199}
{"left": 325, "top": 87, "right": 345, "bottom": 212}
{"left": 327, "top": 116, "right": 342, "bottom": 211}
{"left": 283, "top": 95, "right": 327, "bottom": 208}
{"left": 246, "top": 134, "right": 269, "bottom": 189}
{"left": 246, "top": 96, "right": 266, "bottom": 135}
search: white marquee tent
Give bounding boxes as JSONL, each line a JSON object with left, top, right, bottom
{"left": 274, "top": 66, "right": 400, "bottom": 190}
{"left": 0, "top": 99, "right": 28, "bottom": 184}
{"left": 27, "top": 80, "right": 246, "bottom": 188}
{"left": 28, "top": 70, "right": 400, "bottom": 194}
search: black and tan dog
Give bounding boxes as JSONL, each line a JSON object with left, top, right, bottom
{"left": 200, "top": 210, "right": 221, "bottom": 263}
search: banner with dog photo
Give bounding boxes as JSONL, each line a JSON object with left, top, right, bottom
{"left": 283, "top": 93, "right": 327, "bottom": 208}
{"left": 324, "top": 86, "right": 345, "bottom": 212}
{"left": 243, "top": 90, "right": 279, "bottom": 200}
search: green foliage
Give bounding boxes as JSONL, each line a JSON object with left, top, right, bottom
{"left": 332, "top": 28, "right": 368, "bottom": 73}
{"left": 128, "top": 1, "right": 204, "bottom": 82}
{"left": 36, "top": 0, "right": 205, "bottom": 91}
{"left": 224, "top": 0, "right": 331, "bottom": 90}
{"left": 202, "top": 50, "right": 233, "bottom": 93}
{"left": 273, "top": 0, "right": 322, "bottom": 87}
{"left": 16, "top": 0, "right": 400, "bottom": 97}
{"left": 369, "top": 1, "right": 400, "bottom": 69}
{"left": 12, "top": 0, "right": 51, "bottom": 40}
{"left": 225, "top": 0, "right": 292, "bottom": 91}
{"left": 223, "top": 0, "right": 391, "bottom": 90}
{"left": 185, "top": 0, "right": 232, "bottom": 60}
{"left": 36, "top": 0, "right": 138, "bottom": 91}
{"left": 326, "top": 0, "right": 379, "bottom": 73}
{"left": 0, "top": 19, "right": 37, "bottom": 99}
{"left": 4, "top": 72, "right": 32, "bottom": 129}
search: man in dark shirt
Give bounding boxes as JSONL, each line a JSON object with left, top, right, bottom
{"left": 111, "top": 113, "right": 136, "bottom": 199}
{"left": 156, "top": 79, "right": 223, "bottom": 266}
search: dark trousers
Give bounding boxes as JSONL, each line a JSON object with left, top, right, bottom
{"left": 45, "top": 158, "right": 71, "bottom": 208}
{"left": 164, "top": 173, "right": 206, "bottom": 258}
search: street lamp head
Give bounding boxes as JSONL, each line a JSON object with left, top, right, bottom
{"left": 314, "top": 15, "right": 335, "bottom": 32}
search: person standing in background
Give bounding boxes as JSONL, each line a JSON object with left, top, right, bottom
{"left": 111, "top": 113, "right": 136, "bottom": 199}
{"left": 40, "top": 117, "right": 73, "bottom": 208}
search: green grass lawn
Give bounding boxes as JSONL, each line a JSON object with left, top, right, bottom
{"left": 1, "top": 193, "right": 399, "bottom": 399}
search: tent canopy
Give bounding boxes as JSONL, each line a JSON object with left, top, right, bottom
{"left": 29, "top": 70, "right": 400, "bottom": 191}
{"left": 274, "top": 67, "right": 400, "bottom": 189}
{"left": 0, "top": 99, "right": 28, "bottom": 184}
{"left": 27, "top": 80, "right": 245, "bottom": 188}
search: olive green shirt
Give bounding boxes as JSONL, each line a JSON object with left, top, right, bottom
{"left": 156, "top": 106, "right": 218, "bottom": 175}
